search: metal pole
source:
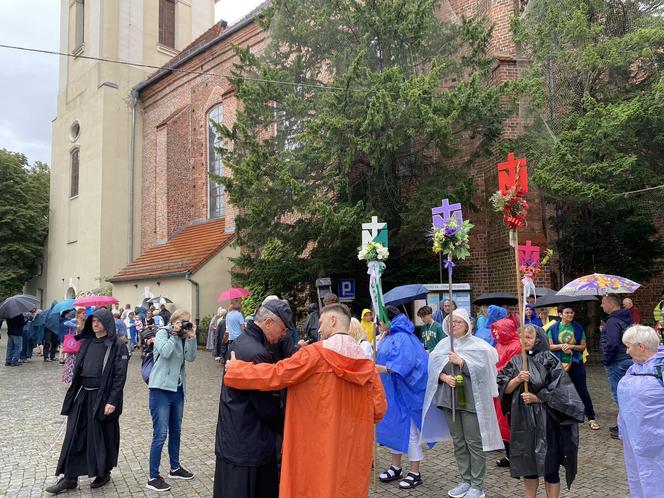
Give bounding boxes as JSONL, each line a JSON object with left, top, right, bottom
{"left": 439, "top": 252, "right": 443, "bottom": 284}
{"left": 447, "top": 258, "right": 456, "bottom": 421}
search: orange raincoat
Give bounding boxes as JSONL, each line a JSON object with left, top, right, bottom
{"left": 224, "top": 336, "right": 387, "bottom": 498}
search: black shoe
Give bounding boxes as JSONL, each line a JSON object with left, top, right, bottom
{"left": 169, "top": 466, "right": 195, "bottom": 480}
{"left": 45, "top": 477, "right": 78, "bottom": 494}
{"left": 610, "top": 430, "right": 621, "bottom": 440}
{"left": 379, "top": 465, "right": 403, "bottom": 483}
{"left": 4, "top": 362, "right": 10, "bottom": 366}
{"left": 495, "top": 456, "right": 511, "bottom": 467}
{"left": 609, "top": 425, "right": 618, "bottom": 433}
{"left": 146, "top": 476, "right": 171, "bottom": 492}
{"left": 90, "top": 473, "right": 111, "bottom": 489}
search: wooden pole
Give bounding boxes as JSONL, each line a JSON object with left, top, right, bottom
{"left": 512, "top": 230, "right": 529, "bottom": 393}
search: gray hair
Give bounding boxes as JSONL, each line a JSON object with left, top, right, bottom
{"left": 253, "top": 306, "right": 280, "bottom": 325}
{"left": 622, "top": 325, "right": 660, "bottom": 352}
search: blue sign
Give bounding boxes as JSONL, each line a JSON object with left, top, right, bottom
{"left": 338, "top": 279, "right": 356, "bottom": 300}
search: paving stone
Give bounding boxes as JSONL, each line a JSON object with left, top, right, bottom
{"left": 0, "top": 341, "right": 629, "bottom": 497}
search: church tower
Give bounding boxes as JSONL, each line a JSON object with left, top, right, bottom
{"left": 46, "top": 0, "right": 214, "bottom": 301}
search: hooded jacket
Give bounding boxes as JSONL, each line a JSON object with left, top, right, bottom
{"left": 475, "top": 305, "right": 508, "bottom": 347}
{"left": 61, "top": 309, "right": 129, "bottom": 421}
{"left": 303, "top": 303, "right": 320, "bottom": 342}
{"left": 600, "top": 308, "right": 632, "bottom": 365}
{"left": 525, "top": 304, "right": 543, "bottom": 327}
{"left": 376, "top": 313, "right": 429, "bottom": 453}
{"left": 223, "top": 335, "right": 386, "bottom": 498}
{"left": 361, "top": 308, "right": 376, "bottom": 343}
{"left": 493, "top": 318, "right": 522, "bottom": 371}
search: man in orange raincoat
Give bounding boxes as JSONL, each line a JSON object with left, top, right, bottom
{"left": 224, "top": 303, "right": 387, "bottom": 498}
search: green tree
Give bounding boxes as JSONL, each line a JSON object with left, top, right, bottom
{"left": 0, "top": 149, "right": 49, "bottom": 299}
{"left": 216, "top": 0, "right": 511, "bottom": 303}
{"left": 512, "top": 0, "right": 664, "bottom": 282}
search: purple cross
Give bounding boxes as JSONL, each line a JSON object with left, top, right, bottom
{"left": 432, "top": 199, "right": 463, "bottom": 228}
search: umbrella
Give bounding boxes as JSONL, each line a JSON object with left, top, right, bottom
{"left": 534, "top": 287, "right": 556, "bottom": 297}
{"left": 0, "top": 294, "right": 40, "bottom": 319}
{"left": 148, "top": 296, "right": 173, "bottom": 305}
{"left": 557, "top": 273, "right": 640, "bottom": 296}
{"left": 383, "top": 284, "right": 429, "bottom": 307}
{"left": 472, "top": 292, "right": 518, "bottom": 306}
{"left": 45, "top": 306, "right": 61, "bottom": 332}
{"left": 32, "top": 310, "right": 47, "bottom": 327}
{"left": 51, "top": 299, "right": 76, "bottom": 315}
{"left": 532, "top": 293, "right": 600, "bottom": 308}
{"left": 74, "top": 295, "right": 120, "bottom": 307}
{"left": 217, "top": 287, "right": 252, "bottom": 301}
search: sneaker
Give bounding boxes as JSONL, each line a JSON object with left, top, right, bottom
{"left": 378, "top": 465, "right": 402, "bottom": 483}
{"left": 169, "top": 466, "right": 195, "bottom": 480}
{"left": 398, "top": 472, "right": 423, "bottom": 489}
{"left": 448, "top": 481, "right": 471, "bottom": 498}
{"left": 45, "top": 477, "right": 78, "bottom": 494}
{"left": 146, "top": 476, "right": 171, "bottom": 492}
{"left": 90, "top": 473, "right": 111, "bottom": 489}
{"left": 465, "top": 487, "right": 486, "bottom": 498}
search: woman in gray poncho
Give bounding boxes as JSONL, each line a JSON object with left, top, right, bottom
{"left": 420, "top": 308, "right": 503, "bottom": 498}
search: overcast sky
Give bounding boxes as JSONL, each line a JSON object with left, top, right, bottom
{"left": 0, "top": 0, "right": 264, "bottom": 165}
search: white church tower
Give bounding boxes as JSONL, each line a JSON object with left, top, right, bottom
{"left": 46, "top": 0, "right": 214, "bottom": 301}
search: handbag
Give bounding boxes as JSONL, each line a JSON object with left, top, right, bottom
{"left": 62, "top": 333, "right": 80, "bottom": 354}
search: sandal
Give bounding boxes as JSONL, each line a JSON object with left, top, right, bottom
{"left": 589, "top": 420, "right": 600, "bottom": 430}
{"left": 379, "top": 465, "right": 402, "bottom": 483}
{"left": 399, "top": 472, "right": 423, "bottom": 489}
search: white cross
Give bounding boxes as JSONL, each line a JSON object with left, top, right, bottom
{"left": 362, "top": 216, "right": 386, "bottom": 247}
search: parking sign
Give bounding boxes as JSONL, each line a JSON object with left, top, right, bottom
{"left": 338, "top": 279, "right": 356, "bottom": 301}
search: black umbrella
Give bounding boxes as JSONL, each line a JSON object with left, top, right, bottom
{"left": 534, "top": 287, "right": 556, "bottom": 297}
{"left": 472, "top": 292, "right": 518, "bottom": 306}
{"left": 532, "top": 293, "right": 599, "bottom": 308}
{"left": 0, "top": 294, "right": 40, "bottom": 319}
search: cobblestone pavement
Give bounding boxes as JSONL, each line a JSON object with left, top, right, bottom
{"left": 0, "top": 339, "right": 629, "bottom": 497}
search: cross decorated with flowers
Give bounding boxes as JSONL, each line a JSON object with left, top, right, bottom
{"left": 432, "top": 199, "right": 463, "bottom": 228}
{"left": 498, "top": 152, "right": 528, "bottom": 195}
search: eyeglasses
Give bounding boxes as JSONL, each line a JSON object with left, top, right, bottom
{"left": 451, "top": 320, "right": 465, "bottom": 325}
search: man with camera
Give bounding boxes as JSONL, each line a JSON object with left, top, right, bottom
{"left": 145, "top": 310, "right": 197, "bottom": 492}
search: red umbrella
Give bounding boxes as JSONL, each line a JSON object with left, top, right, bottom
{"left": 217, "top": 287, "right": 252, "bottom": 301}
{"left": 74, "top": 295, "right": 120, "bottom": 307}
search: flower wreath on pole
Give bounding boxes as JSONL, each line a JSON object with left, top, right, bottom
{"left": 519, "top": 245, "right": 553, "bottom": 301}
{"left": 490, "top": 187, "right": 528, "bottom": 229}
{"left": 431, "top": 216, "right": 474, "bottom": 273}
{"left": 357, "top": 241, "right": 389, "bottom": 262}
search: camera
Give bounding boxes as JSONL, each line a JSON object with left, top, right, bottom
{"left": 173, "top": 319, "right": 194, "bottom": 337}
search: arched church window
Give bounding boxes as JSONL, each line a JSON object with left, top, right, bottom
{"left": 207, "top": 104, "right": 224, "bottom": 219}
{"left": 70, "top": 148, "right": 80, "bottom": 198}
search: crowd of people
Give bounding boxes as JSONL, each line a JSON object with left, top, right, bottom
{"left": 2, "top": 288, "right": 663, "bottom": 498}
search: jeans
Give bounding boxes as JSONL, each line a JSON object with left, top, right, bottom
{"left": 604, "top": 358, "right": 633, "bottom": 405}
{"left": 5, "top": 335, "right": 22, "bottom": 365}
{"left": 21, "top": 329, "right": 34, "bottom": 360}
{"left": 149, "top": 386, "right": 185, "bottom": 479}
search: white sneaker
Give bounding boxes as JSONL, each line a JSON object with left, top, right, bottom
{"left": 448, "top": 481, "right": 471, "bottom": 497}
{"left": 465, "top": 487, "right": 485, "bottom": 498}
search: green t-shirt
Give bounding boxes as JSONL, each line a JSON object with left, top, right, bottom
{"left": 548, "top": 323, "right": 585, "bottom": 365}
{"left": 421, "top": 321, "right": 446, "bottom": 352}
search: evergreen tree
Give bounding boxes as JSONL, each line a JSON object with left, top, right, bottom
{"left": 216, "top": 0, "right": 511, "bottom": 303}
{"left": 0, "top": 149, "right": 49, "bottom": 299}
{"left": 513, "top": 0, "right": 664, "bottom": 282}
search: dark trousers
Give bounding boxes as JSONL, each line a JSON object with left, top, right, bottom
{"left": 43, "top": 330, "right": 59, "bottom": 360}
{"left": 567, "top": 361, "right": 596, "bottom": 420}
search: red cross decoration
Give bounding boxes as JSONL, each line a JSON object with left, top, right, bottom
{"left": 498, "top": 153, "right": 528, "bottom": 195}
{"left": 518, "top": 240, "right": 540, "bottom": 266}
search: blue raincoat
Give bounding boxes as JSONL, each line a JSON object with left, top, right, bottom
{"left": 524, "top": 304, "right": 543, "bottom": 327}
{"left": 617, "top": 347, "right": 664, "bottom": 498}
{"left": 474, "top": 305, "right": 508, "bottom": 347}
{"left": 376, "top": 314, "right": 429, "bottom": 453}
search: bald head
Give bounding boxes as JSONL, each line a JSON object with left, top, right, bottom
{"left": 622, "top": 298, "right": 633, "bottom": 309}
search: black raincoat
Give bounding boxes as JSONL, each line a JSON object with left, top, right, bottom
{"left": 497, "top": 328, "right": 585, "bottom": 489}
{"left": 55, "top": 309, "right": 129, "bottom": 478}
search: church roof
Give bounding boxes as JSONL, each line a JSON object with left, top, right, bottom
{"left": 109, "top": 218, "right": 234, "bottom": 282}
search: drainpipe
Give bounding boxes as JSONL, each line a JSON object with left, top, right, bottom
{"left": 128, "top": 90, "right": 138, "bottom": 264}
{"left": 185, "top": 272, "right": 200, "bottom": 325}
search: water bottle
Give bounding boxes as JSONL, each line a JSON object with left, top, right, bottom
{"left": 455, "top": 374, "right": 466, "bottom": 407}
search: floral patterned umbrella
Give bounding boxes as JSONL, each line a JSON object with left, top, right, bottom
{"left": 557, "top": 273, "right": 640, "bottom": 296}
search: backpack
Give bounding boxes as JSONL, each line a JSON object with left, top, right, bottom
{"left": 141, "top": 347, "right": 154, "bottom": 385}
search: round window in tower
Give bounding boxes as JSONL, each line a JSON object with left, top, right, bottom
{"left": 70, "top": 121, "right": 81, "bottom": 142}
